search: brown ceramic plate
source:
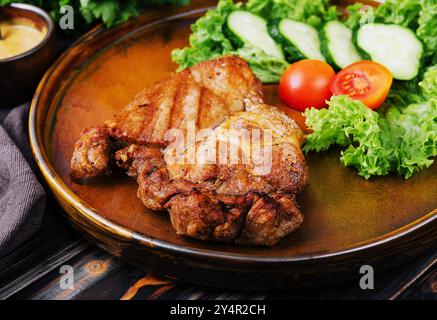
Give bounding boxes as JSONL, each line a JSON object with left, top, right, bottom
{"left": 29, "top": 0, "right": 436, "bottom": 289}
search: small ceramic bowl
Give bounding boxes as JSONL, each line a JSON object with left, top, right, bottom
{"left": 0, "top": 4, "right": 55, "bottom": 108}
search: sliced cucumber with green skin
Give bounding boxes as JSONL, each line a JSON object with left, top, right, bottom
{"left": 321, "top": 21, "right": 362, "bottom": 69}
{"left": 277, "top": 19, "right": 325, "bottom": 62}
{"left": 356, "top": 23, "right": 423, "bottom": 80}
{"left": 227, "top": 11, "right": 284, "bottom": 60}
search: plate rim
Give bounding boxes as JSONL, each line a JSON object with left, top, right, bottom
{"left": 29, "top": 2, "right": 437, "bottom": 265}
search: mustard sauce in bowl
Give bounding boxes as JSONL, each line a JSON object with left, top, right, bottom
{"left": 0, "top": 4, "right": 55, "bottom": 107}
{"left": 0, "top": 19, "right": 47, "bottom": 60}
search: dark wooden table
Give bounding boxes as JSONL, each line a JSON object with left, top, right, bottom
{"left": 0, "top": 198, "right": 435, "bottom": 300}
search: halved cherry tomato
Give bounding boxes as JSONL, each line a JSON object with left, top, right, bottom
{"left": 279, "top": 60, "right": 336, "bottom": 112}
{"left": 331, "top": 61, "right": 393, "bottom": 110}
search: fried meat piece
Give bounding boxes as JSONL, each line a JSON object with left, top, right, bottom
{"left": 70, "top": 56, "right": 308, "bottom": 246}
{"left": 70, "top": 126, "right": 111, "bottom": 181}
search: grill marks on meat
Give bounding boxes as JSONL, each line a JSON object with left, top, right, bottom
{"left": 70, "top": 56, "right": 308, "bottom": 246}
{"left": 106, "top": 56, "right": 263, "bottom": 145}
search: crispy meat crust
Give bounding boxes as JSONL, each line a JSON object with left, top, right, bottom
{"left": 70, "top": 126, "right": 111, "bottom": 181}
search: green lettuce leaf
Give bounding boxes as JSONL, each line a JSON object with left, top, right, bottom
{"left": 386, "top": 100, "right": 437, "bottom": 178}
{"left": 344, "top": 0, "right": 422, "bottom": 29}
{"left": 385, "top": 79, "right": 423, "bottom": 108}
{"left": 417, "top": 0, "right": 437, "bottom": 58}
{"left": 343, "top": 3, "right": 368, "bottom": 29}
{"left": 385, "top": 64, "right": 437, "bottom": 108}
{"left": 373, "top": 0, "right": 422, "bottom": 28}
{"left": 246, "top": 0, "right": 339, "bottom": 28}
{"left": 171, "top": 0, "right": 240, "bottom": 70}
{"left": 419, "top": 65, "right": 437, "bottom": 98}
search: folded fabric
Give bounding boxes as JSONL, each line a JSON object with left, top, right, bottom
{"left": 0, "top": 104, "right": 46, "bottom": 258}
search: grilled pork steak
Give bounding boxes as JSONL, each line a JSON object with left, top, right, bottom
{"left": 70, "top": 56, "right": 308, "bottom": 246}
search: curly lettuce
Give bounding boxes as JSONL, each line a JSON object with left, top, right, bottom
{"left": 304, "top": 96, "right": 394, "bottom": 178}
{"left": 246, "top": 0, "right": 338, "bottom": 28}
{"left": 304, "top": 66, "right": 437, "bottom": 179}
{"left": 386, "top": 100, "right": 437, "bottom": 178}
{"left": 419, "top": 65, "right": 437, "bottom": 97}
{"left": 171, "top": 0, "right": 240, "bottom": 70}
{"left": 417, "top": 0, "right": 437, "bottom": 58}
{"left": 344, "top": 0, "right": 422, "bottom": 29}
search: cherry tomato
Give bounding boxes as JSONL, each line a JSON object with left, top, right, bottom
{"left": 279, "top": 60, "right": 336, "bottom": 111}
{"left": 331, "top": 61, "right": 393, "bottom": 110}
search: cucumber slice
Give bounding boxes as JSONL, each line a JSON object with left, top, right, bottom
{"left": 321, "top": 21, "right": 362, "bottom": 69}
{"left": 277, "top": 19, "right": 325, "bottom": 62}
{"left": 227, "top": 11, "right": 284, "bottom": 60}
{"left": 356, "top": 23, "right": 423, "bottom": 80}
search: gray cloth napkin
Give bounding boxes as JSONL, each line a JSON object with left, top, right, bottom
{"left": 0, "top": 104, "right": 46, "bottom": 258}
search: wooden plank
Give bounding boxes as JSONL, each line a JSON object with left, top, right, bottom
{"left": 0, "top": 240, "right": 88, "bottom": 299}
{"left": 120, "top": 275, "right": 171, "bottom": 300}
{"left": 5, "top": 231, "right": 436, "bottom": 300}
{"left": 9, "top": 246, "right": 437, "bottom": 300}
{"left": 22, "top": 249, "right": 125, "bottom": 300}
{"left": 4, "top": 204, "right": 435, "bottom": 300}
{"left": 373, "top": 249, "right": 436, "bottom": 300}
{"left": 398, "top": 268, "right": 437, "bottom": 300}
